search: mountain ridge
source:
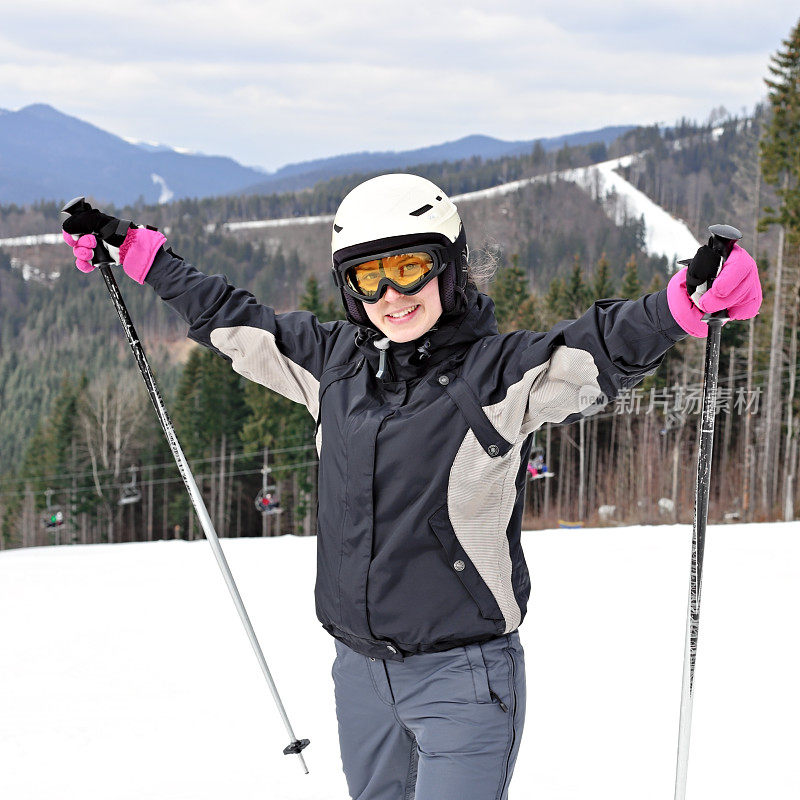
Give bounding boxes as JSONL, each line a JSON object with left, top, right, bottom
{"left": 0, "top": 103, "right": 633, "bottom": 205}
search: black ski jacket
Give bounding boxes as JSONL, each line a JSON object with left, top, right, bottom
{"left": 146, "top": 250, "right": 686, "bottom": 661}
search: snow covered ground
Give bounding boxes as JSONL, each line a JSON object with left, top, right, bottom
{"left": 1, "top": 522, "right": 798, "bottom": 799}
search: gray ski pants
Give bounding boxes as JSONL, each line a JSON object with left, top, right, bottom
{"left": 332, "top": 632, "right": 526, "bottom": 800}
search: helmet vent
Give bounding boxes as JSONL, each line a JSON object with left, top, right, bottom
{"left": 333, "top": 224, "right": 343, "bottom": 233}
{"left": 436, "top": 196, "right": 442, "bottom": 201}
{"left": 409, "top": 204, "right": 433, "bottom": 217}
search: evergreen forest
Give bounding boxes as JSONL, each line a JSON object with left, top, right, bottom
{"left": 2, "top": 18, "right": 799, "bottom": 549}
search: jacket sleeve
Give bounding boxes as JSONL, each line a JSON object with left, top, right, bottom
{"left": 145, "top": 248, "right": 345, "bottom": 419}
{"left": 520, "top": 289, "right": 686, "bottom": 434}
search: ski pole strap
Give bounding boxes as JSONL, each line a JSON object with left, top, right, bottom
{"left": 98, "top": 216, "right": 133, "bottom": 247}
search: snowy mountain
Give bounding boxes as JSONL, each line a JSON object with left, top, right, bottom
{"left": 243, "top": 126, "right": 633, "bottom": 195}
{"left": 1, "top": 524, "right": 798, "bottom": 799}
{"left": 0, "top": 104, "right": 632, "bottom": 206}
{"left": 122, "top": 137, "right": 200, "bottom": 156}
{"left": 0, "top": 105, "right": 268, "bottom": 206}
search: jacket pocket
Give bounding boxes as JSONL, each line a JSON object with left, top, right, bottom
{"left": 428, "top": 505, "right": 505, "bottom": 628}
{"left": 440, "top": 376, "right": 512, "bottom": 458}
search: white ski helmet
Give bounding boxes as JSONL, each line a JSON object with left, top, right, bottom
{"left": 331, "top": 174, "right": 469, "bottom": 325}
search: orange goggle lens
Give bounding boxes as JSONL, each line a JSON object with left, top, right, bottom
{"left": 346, "top": 252, "right": 434, "bottom": 297}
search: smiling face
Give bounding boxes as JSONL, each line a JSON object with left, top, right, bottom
{"left": 362, "top": 277, "right": 443, "bottom": 343}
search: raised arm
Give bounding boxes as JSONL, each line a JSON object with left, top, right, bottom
{"left": 516, "top": 244, "right": 761, "bottom": 435}
{"left": 63, "top": 207, "right": 345, "bottom": 418}
{"left": 517, "top": 289, "right": 685, "bottom": 434}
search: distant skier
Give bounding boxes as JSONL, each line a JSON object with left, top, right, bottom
{"left": 527, "top": 450, "right": 549, "bottom": 479}
{"left": 44, "top": 509, "right": 64, "bottom": 529}
{"left": 258, "top": 493, "right": 280, "bottom": 512}
{"left": 63, "top": 174, "right": 761, "bottom": 800}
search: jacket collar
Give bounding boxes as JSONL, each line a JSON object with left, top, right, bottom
{"left": 355, "top": 286, "right": 498, "bottom": 382}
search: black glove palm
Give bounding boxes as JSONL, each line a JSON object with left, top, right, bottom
{"left": 686, "top": 238, "right": 724, "bottom": 297}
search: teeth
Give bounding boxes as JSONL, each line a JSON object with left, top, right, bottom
{"left": 387, "top": 305, "right": 419, "bottom": 319}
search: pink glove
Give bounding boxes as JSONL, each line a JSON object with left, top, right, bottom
{"left": 62, "top": 226, "right": 166, "bottom": 285}
{"left": 62, "top": 232, "right": 98, "bottom": 273}
{"left": 667, "top": 243, "right": 762, "bottom": 338}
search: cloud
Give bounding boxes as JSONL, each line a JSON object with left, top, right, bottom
{"left": 0, "top": 1, "right": 794, "bottom": 168}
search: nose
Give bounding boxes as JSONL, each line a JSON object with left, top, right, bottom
{"left": 383, "top": 286, "right": 404, "bottom": 302}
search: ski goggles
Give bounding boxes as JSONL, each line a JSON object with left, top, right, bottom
{"left": 337, "top": 246, "right": 449, "bottom": 303}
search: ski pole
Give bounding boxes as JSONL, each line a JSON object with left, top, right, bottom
{"left": 60, "top": 198, "right": 310, "bottom": 774}
{"left": 673, "top": 224, "right": 741, "bottom": 800}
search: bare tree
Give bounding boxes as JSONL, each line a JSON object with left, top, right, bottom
{"left": 78, "top": 375, "right": 148, "bottom": 543}
{"left": 783, "top": 278, "right": 799, "bottom": 519}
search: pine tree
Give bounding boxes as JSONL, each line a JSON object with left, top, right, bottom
{"left": 758, "top": 18, "right": 800, "bottom": 515}
{"left": 530, "top": 141, "right": 546, "bottom": 167}
{"left": 241, "top": 376, "right": 315, "bottom": 534}
{"left": 5, "top": 375, "right": 96, "bottom": 545}
{"left": 515, "top": 294, "right": 542, "bottom": 332}
{"left": 761, "top": 18, "right": 800, "bottom": 241}
{"left": 170, "top": 348, "right": 249, "bottom": 536}
{"left": 564, "top": 254, "right": 590, "bottom": 316}
{"left": 299, "top": 274, "right": 323, "bottom": 316}
{"left": 543, "top": 276, "right": 567, "bottom": 324}
{"left": 592, "top": 253, "right": 615, "bottom": 299}
{"left": 620, "top": 255, "right": 643, "bottom": 299}
{"left": 172, "top": 348, "right": 208, "bottom": 460}
{"left": 172, "top": 348, "right": 248, "bottom": 460}
{"left": 647, "top": 273, "right": 665, "bottom": 293}
{"left": 556, "top": 144, "right": 574, "bottom": 170}
{"left": 492, "top": 255, "right": 531, "bottom": 332}
{"left": 300, "top": 274, "right": 340, "bottom": 322}
{"left": 17, "top": 376, "right": 84, "bottom": 492}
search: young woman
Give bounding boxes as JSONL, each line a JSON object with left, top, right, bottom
{"left": 63, "top": 173, "right": 761, "bottom": 800}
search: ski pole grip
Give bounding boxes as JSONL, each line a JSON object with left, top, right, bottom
{"left": 703, "top": 223, "right": 742, "bottom": 321}
{"left": 60, "top": 195, "right": 116, "bottom": 265}
{"left": 707, "top": 223, "right": 741, "bottom": 271}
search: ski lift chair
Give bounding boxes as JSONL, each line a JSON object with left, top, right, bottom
{"left": 41, "top": 508, "right": 65, "bottom": 530}
{"left": 254, "top": 487, "right": 282, "bottom": 516}
{"left": 527, "top": 446, "right": 555, "bottom": 480}
{"left": 41, "top": 488, "right": 65, "bottom": 530}
{"left": 118, "top": 466, "right": 142, "bottom": 506}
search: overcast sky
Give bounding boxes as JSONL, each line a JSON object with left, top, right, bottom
{"left": 1, "top": 1, "right": 797, "bottom": 171}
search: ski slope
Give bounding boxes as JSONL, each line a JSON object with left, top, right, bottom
{"left": 223, "top": 157, "right": 701, "bottom": 266}
{"left": 561, "top": 156, "right": 700, "bottom": 265}
{"left": 1, "top": 523, "right": 798, "bottom": 800}
{"left": 1, "top": 155, "right": 700, "bottom": 267}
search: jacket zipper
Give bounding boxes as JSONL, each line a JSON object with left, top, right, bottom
{"left": 364, "top": 409, "right": 396, "bottom": 641}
